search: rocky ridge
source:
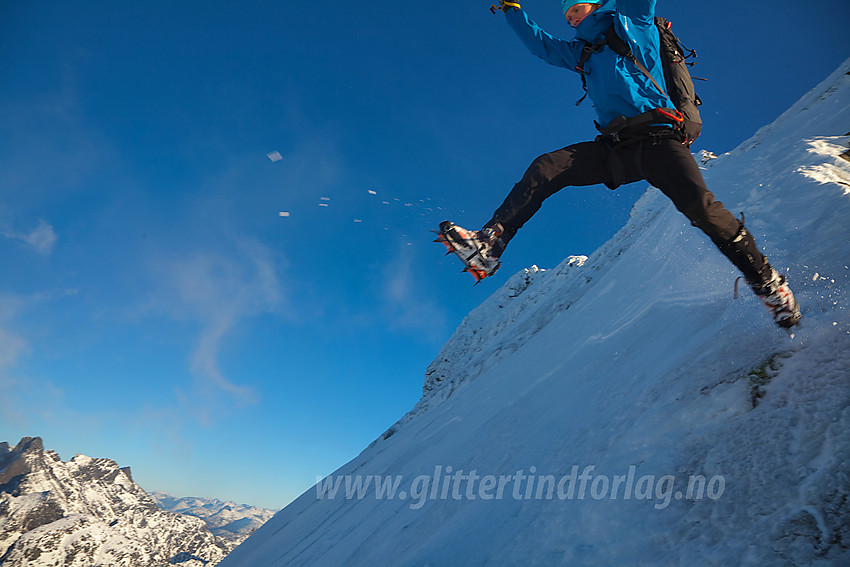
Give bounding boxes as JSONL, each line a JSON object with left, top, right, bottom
{"left": 0, "top": 436, "right": 229, "bottom": 566}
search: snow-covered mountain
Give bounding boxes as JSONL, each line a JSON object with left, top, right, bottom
{"left": 0, "top": 437, "right": 229, "bottom": 566}
{"left": 221, "top": 59, "right": 850, "bottom": 566}
{"left": 148, "top": 492, "right": 276, "bottom": 548}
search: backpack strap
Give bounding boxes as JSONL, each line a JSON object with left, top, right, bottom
{"left": 575, "top": 24, "right": 670, "bottom": 106}
{"left": 597, "top": 107, "right": 684, "bottom": 140}
{"left": 602, "top": 25, "right": 670, "bottom": 102}
{"left": 574, "top": 38, "right": 607, "bottom": 106}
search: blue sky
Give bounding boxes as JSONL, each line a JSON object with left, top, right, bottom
{"left": 1, "top": 0, "right": 848, "bottom": 509}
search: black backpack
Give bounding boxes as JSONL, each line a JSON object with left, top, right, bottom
{"left": 576, "top": 17, "right": 703, "bottom": 144}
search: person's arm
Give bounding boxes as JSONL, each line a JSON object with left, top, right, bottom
{"left": 504, "top": 9, "right": 582, "bottom": 71}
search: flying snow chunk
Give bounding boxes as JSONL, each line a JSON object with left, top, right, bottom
{"left": 266, "top": 151, "right": 283, "bottom": 162}
{"left": 279, "top": 211, "right": 290, "bottom": 217}
{"left": 368, "top": 190, "right": 377, "bottom": 195}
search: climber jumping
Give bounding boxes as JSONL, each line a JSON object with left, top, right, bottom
{"left": 436, "top": 0, "right": 800, "bottom": 329}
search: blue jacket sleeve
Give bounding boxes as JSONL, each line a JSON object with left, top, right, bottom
{"left": 505, "top": 10, "right": 583, "bottom": 71}
{"left": 615, "top": 0, "right": 656, "bottom": 25}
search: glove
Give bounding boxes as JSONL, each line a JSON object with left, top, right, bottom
{"left": 490, "top": 1, "right": 521, "bottom": 14}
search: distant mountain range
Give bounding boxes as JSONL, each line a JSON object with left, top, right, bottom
{"left": 0, "top": 436, "right": 275, "bottom": 566}
{"left": 148, "top": 492, "right": 276, "bottom": 548}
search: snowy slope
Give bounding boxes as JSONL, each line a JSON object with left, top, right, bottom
{"left": 221, "top": 60, "right": 850, "bottom": 567}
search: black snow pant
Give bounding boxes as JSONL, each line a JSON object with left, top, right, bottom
{"left": 486, "top": 134, "right": 770, "bottom": 284}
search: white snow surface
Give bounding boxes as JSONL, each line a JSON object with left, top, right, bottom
{"left": 221, "top": 60, "right": 850, "bottom": 567}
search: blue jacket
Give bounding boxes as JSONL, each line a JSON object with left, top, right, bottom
{"left": 505, "top": 0, "right": 673, "bottom": 127}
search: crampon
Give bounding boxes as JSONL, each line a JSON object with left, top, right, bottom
{"left": 434, "top": 221, "right": 502, "bottom": 284}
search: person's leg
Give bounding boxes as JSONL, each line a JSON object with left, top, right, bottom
{"left": 638, "top": 139, "right": 771, "bottom": 284}
{"left": 485, "top": 140, "right": 632, "bottom": 246}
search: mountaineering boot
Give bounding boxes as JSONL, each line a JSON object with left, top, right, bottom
{"left": 478, "top": 222, "right": 507, "bottom": 260}
{"left": 750, "top": 267, "right": 802, "bottom": 329}
{"left": 435, "top": 221, "right": 505, "bottom": 283}
{"left": 714, "top": 221, "right": 800, "bottom": 328}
